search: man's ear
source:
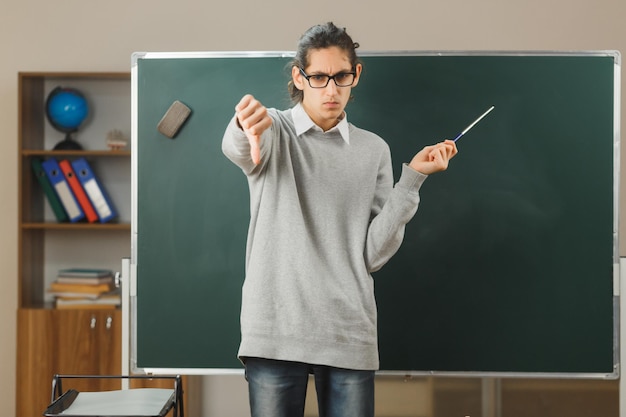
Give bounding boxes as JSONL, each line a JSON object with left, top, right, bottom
{"left": 292, "top": 66, "right": 305, "bottom": 90}
{"left": 352, "top": 63, "right": 363, "bottom": 88}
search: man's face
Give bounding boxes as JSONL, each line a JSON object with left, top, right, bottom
{"left": 292, "top": 46, "right": 362, "bottom": 131}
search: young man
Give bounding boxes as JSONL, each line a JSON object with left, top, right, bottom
{"left": 222, "top": 22, "right": 457, "bottom": 417}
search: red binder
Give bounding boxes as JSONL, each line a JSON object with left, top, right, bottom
{"left": 59, "top": 159, "right": 98, "bottom": 223}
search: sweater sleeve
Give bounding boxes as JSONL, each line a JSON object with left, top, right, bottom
{"left": 221, "top": 114, "right": 273, "bottom": 175}
{"left": 364, "top": 163, "right": 427, "bottom": 273}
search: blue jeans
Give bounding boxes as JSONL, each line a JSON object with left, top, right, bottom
{"left": 245, "top": 357, "right": 375, "bottom": 417}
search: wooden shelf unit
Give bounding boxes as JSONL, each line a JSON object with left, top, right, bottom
{"left": 16, "top": 71, "right": 132, "bottom": 417}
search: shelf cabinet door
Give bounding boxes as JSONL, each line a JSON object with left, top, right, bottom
{"left": 55, "top": 309, "right": 122, "bottom": 391}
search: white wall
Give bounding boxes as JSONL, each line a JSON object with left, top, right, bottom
{"left": 2, "top": 1, "right": 626, "bottom": 416}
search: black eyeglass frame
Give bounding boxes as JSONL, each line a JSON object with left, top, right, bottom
{"left": 298, "top": 67, "right": 357, "bottom": 88}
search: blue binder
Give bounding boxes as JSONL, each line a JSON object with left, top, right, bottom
{"left": 41, "top": 158, "right": 85, "bottom": 223}
{"left": 71, "top": 157, "right": 117, "bottom": 223}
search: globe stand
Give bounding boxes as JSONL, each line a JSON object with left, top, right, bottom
{"left": 53, "top": 133, "right": 83, "bottom": 151}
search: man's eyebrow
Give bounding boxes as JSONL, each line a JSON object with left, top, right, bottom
{"left": 308, "top": 69, "right": 353, "bottom": 75}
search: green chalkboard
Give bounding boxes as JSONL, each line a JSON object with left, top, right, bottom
{"left": 132, "top": 52, "right": 619, "bottom": 376}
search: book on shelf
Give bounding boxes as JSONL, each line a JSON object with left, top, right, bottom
{"left": 56, "top": 268, "right": 114, "bottom": 285}
{"left": 55, "top": 292, "right": 121, "bottom": 310}
{"left": 57, "top": 268, "right": 113, "bottom": 278}
{"left": 56, "top": 303, "right": 118, "bottom": 310}
{"left": 56, "top": 275, "right": 114, "bottom": 285}
{"left": 48, "top": 281, "right": 115, "bottom": 297}
{"left": 49, "top": 290, "right": 118, "bottom": 300}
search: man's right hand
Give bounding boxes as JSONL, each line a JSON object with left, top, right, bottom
{"left": 235, "top": 94, "right": 272, "bottom": 165}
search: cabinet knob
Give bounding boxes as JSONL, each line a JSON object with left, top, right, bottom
{"left": 106, "top": 315, "right": 113, "bottom": 330}
{"left": 90, "top": 316, "right": 97, "bottom": 329}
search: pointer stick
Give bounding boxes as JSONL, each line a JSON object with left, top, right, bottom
{"left": 453, "top": 105, "right": 495, "bottom": 142}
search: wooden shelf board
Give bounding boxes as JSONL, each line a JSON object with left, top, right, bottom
{"left": 22, "top": 150, "right": 130, "bottom": 157}
{"left": 21, "top": 222, "right": 131, "bottom": 231}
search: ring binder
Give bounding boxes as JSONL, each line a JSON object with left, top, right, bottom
{"left": 31, "top": 158, "right": 69, "bottom": 222}
{"left": 41, "top": 158, "right": 85, "bottom": 223}
{"left": 71, "top": 157, "right": 118, "bottom": 223}
{"left": 59, "top": 159, "right": 99, "bottom": 223}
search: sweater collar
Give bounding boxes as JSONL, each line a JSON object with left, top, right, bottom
{"left": 291, "top": 103, "right": 350, "bottom": 144}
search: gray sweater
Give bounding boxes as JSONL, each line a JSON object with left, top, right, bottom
{"left": 222, "top": 106, "right": 426, "bottom": 370}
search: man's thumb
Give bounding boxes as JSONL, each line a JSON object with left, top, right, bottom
{"left": 249, "top": 136, "right": 261, "bottom": 165}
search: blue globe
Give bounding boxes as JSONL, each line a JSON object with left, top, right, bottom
{"left": 46, "top": 87, "right": 89, "bottom": 133}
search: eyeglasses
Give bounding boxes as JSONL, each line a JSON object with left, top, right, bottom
{"left": 299, "top": 67, "right": 356, "bottom": 88}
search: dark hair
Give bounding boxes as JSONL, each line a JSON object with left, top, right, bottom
{"left": 288, "top": 22, "right": 361, "bottom": 103}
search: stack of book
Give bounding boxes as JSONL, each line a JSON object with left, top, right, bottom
{"left": 48, "top": 268, "right": 121, "bottom": 309}
{"left": 32, "top": 156, "right": 117, "bottom": 223}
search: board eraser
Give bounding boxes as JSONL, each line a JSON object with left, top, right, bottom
{"left": 157, "top": 100, "right": 191, "bottom": 138}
